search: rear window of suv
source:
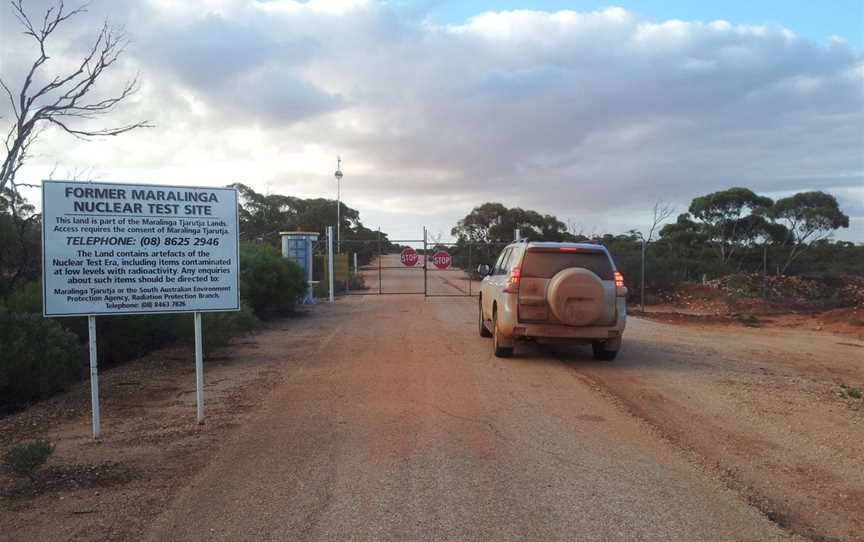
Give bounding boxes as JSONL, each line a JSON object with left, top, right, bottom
{"left": 522, "top": 250, "right": 614, "bottom": 280}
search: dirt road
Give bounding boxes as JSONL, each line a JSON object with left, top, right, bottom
{"left": 141, "top": 256, "right": 795, "bottom": 541}
{"left": 4, "top": 255, "right": 861, "bottom": 541}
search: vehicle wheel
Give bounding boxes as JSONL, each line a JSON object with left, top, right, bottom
{"left": 592, "top": 340, "right": 618, "bottom": 361}
{"left": 493, "top": 309, "right": 513, "bottom": 358}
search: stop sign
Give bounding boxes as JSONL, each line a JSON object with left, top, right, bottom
{"left": 432, "top": 250, "right": 452, "bottom": 269}
{"left": 400, "top": 247, "right": 419, "bottom": 267}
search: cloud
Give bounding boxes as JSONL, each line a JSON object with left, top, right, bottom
{"left": 2, "top": 2, "right": 862, "bottom": 240}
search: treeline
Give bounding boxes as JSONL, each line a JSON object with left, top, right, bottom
{"left": 1, "top": 183, "right": 370, "bottom": 412}
{"left": 450, "top": 188, "right": 861, "bottom": 293}
{"left": 232, "top": 183, "right": 400, "bottom": 265}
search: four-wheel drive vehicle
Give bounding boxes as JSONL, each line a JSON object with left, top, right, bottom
{"left": 478, "top": 241, "right": 627, "bottom": 360}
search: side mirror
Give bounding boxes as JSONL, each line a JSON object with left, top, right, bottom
{"left": 477, "top": 264, "right": 491, "bottom": 276}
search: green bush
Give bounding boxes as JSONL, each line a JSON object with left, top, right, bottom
{"left": 240, "top": 243, "right": 306, "bottom": 319}
{"left": 172, "top": 302, "right": 258, "bottom": 350}
{"left": 4, "top": 280, "right": 42, "bottom": 314}
{"left": 3, "top": 439, "right": 54, "bottom": 482}
{"left": 0, "top": 307, "right": 83, "bottom": 407}
{"left": 202, "top": 302, "right": 258, "bottom": 349}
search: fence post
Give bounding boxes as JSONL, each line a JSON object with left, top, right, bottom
{"left": 327, "top": 226, "right": 335, "bottom": 303}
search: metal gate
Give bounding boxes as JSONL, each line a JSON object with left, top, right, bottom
{"left": 329, "top": 229, "right": 509, "bottom": 297}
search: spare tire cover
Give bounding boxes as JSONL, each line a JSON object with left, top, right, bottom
{"left": 546, "top": 268, "right": 604, "bottom": 326}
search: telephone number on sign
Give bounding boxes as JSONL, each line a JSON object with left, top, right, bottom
{"left": 141, "top": 301, "right": 187, "bottom": 309}
{"left": 140, "top": 237, "right": 220, "bottom": 247}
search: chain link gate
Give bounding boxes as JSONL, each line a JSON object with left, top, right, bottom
{"left": 318, "top": 228, "right": 510, "bottom": 298}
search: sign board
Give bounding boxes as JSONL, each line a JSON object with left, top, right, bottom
{"left": 42, "top": 180, "right": 240, "bottom": 317}
{"left": 432, "top": 250, "right": 452, "bottom": 269}
{"left": 400, "top": 247, "right": 418, "bottom": 267}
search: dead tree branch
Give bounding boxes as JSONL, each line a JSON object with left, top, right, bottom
{"left": 0, "top": 0, "right": 152, "bottom": 195}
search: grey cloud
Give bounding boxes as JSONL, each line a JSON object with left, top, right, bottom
{"left": 3, "top": 2, "right": 862, "bottom": 240}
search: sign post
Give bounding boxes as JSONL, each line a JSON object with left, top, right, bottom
{"left": 194, "top": 311, "right": 204, "bottom": 424}
{"left": 88, "top": 315, "right": 101, "bottom": 438}
{"left": 42, "top": 180, "right": 240, "bottom": 438}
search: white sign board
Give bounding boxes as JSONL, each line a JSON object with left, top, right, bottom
{"left": 42, "top": 180, "right": 240, "bottom": 317}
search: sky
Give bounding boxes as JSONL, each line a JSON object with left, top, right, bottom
{"left": 2, "top": 0, "right": 863, "bottom": 242}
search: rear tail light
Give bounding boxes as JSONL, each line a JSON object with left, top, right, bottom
{"left": 503, "top": 266, "right": 521, "bottom": 293}
{"left": 614, "top": 271, "right": 627, "bottom": 296}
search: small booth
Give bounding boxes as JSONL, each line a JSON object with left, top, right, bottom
{"left": 280, "top": 231, "right": 319, "bottom": 304}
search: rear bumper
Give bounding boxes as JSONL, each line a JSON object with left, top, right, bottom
{"left": 510, "top": 323, "right": 624, "bottom": 340}
{"left": 497, "top": 293, "right": 626, "bottom": 341}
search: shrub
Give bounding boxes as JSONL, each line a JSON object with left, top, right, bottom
{"left": 3, "top": 279, "right": 42, "bottom": 314}
{"left": 3, "top": 439, "right": 54, "bottom": 482}
{"left": 203, "top": 302, "right": 258, "bottom": 349}
{"left": 172, "top": 302, "right": 259, "bottom": 350}
{"left": 736, "top": 314, "right": 761, "bottom": 327}
{"left": 0, "top": 307, "right": 83, "bottom": 408}
{"left": 240, "top": 243, "right": 306, "bottom": 319}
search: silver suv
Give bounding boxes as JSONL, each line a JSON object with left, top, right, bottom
{"left": 478, "top": 241, "right": 627, "bottom": 359}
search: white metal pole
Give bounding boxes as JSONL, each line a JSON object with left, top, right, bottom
{"left": 354, "top": 252, "right": 358, "bottom": 274}
{"left": 328, "top": 226, "right": 335, "bottom": 303}
{"left": 641, "top": 239, "right": 646, "bottom": 311}
{"left": 337, "top": 178, "right": 341, "bottom": 254}
{"left": 194, "top": 312, "right": 204, "bottom": 424}
{"left": 87, "top": 316, "right": 101, "bottom": 439}
{"left": 307, "top": 236, "right": 315, "bottom": 303}
{"left": 514, "top": 228, "right": 521, "bottom": 241}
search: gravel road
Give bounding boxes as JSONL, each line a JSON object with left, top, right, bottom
{"left": 143, "top": 256, "right": 798, "bottom": 541}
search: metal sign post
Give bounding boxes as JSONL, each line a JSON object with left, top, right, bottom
{"left": 194, "top": 312, "right": 204, "bottom": 424}
{"left": 88, "top": 316, "right": 101, "bottom": 439}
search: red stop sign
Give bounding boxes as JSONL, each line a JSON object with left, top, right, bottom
{"left": 432, "top": 250, "right": 452, "bottom": 269}
{"left": 400, "top": 247, "right": 419, "bottom": 267}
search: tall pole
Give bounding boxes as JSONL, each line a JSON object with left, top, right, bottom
{"left": 334, "top": 157, "right": 343, "bottom": 254}
{"left": 337, "top": 177, "right": 341, "bottom": 253}
{"left": 327, "top": 226, "right": 335, "bottom": 303}
{"left": 640, "top": 238, "right": 646, "bottom": 311}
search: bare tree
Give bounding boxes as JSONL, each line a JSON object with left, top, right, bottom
{"left": 634, "top": 200, "right": 675, "bottom": 310}
{"left": 645, "top": 199, "right": 675, "bottom": 243}
{"left": 0, "top": 0, "right": 151, "bottom": 197}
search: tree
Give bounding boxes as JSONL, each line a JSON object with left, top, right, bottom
{"left": 0, "top": 188, "right": 41, "bottom": 298}
{"left": 688, "top": 187, "right": 773, "bottom": 264}
{"left": 232, "top": 182, "right": 300, "bottom": 240}
{"left": 451, "top": 203, "right": 572, "bottom": 244}
{"left": 768, "top": 191, "right": 850, "bottom": 273}
{"left": 451, "top": 202, "right": 509, "bottom": 243}
{"left": 631, "top": 200, "right": 675, "bottom": 308}
{"left": 0, "top": 0, "right": 151, "bottom": 197}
